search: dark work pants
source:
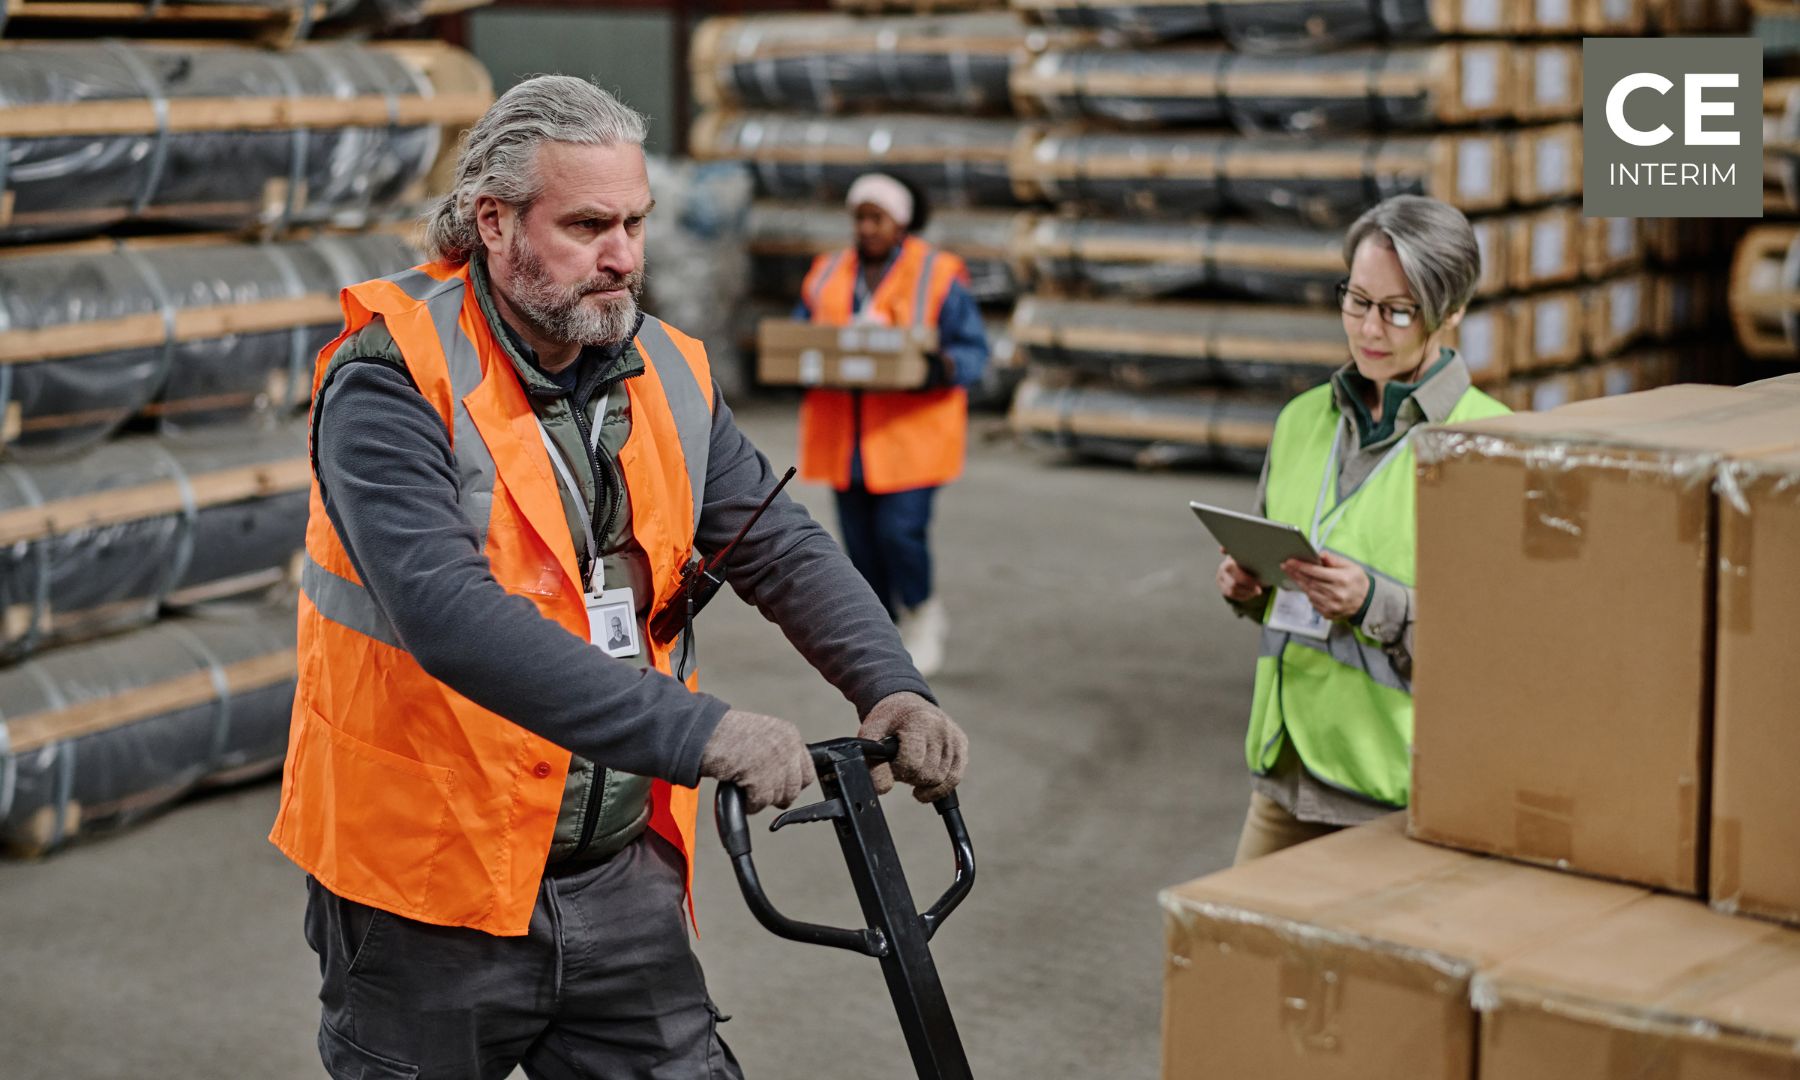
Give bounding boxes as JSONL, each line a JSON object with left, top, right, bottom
{"left": 834, "top": 483, "right": 938, "bottom": 618}
{"left": 303, "top": 832, "right": 742, "bottom": 1080}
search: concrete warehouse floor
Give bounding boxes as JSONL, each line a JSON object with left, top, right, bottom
{"left": 0, "top": 402, "right": 1266, "bottom": 1080}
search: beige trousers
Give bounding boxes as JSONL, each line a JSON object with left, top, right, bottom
{"left": 1232, "top": 791, "right": 1344, "bottom": 865}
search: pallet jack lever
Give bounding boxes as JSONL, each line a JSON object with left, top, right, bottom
{"left": 716, "top": 734, "right": 977, "bottom": 1079}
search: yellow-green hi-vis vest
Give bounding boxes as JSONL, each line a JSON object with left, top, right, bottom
{"left": 1245, "top": 381, "right": 1510, "bottom": 806}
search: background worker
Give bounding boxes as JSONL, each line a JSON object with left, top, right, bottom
{"left": 792, "top": 173, "right": 989, "bottom": 677}
{"left": 272, "top": 77, "right": 968, "bottom": 1080}
{"left": 1214, "top": 195, "right": 1510, "bottom": 864}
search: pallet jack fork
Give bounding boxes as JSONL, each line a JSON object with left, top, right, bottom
{"left": 715, "top": 736, "right": 977, "bottom": 1080}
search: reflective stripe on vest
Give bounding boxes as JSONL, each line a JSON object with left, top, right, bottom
{"left": 1243, "top": 378, "right": 1511, "bottom": 806}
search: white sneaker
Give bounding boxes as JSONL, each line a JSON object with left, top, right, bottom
{"left": 897, "top": 597, "right": 947, "bottom": 678}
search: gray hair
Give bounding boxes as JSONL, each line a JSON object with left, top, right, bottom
{"left": 1341, "top": 196, "right": 1481, "bottom": 332}
{"left": 424, "top": 75, "right": 648, "bottom": 264}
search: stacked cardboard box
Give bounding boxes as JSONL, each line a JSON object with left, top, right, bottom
{"left": 1163, "top": 382, "right": 1800, "bottom": 1077}
{"left": 0, "top": 27, "right": 491, "bottom": 855}
{"left": 1164, "top": 817, "right": 1800, "bottom": 1079}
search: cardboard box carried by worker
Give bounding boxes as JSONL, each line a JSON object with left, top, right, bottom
{"left": 756, "top": 319, "right": 936, "bottom": 390}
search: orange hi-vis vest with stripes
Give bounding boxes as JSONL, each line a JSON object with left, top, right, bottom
{"left": 269, "top": 260, "right": 715, "bottom": 937}
{"left": 797, "top": 236, "right": 970, "bottom": 494}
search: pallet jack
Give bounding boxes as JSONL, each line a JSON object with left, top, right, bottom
{"left": 715, "top": 735, "right": 977, "bottom": 1080}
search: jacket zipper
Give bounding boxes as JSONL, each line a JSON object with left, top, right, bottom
{"left": 567, "top": 380, "right": 625, "bottom": 858}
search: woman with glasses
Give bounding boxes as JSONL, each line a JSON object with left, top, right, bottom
{"left": 1215, "top": 195, "right": 1511, "bottom": 863}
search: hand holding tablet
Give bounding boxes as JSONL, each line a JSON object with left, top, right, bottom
{"left": 1189, "top": 501, "right": 1322, "bottom": 593}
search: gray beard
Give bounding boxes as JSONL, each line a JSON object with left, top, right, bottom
{"left": 504, "top": 232, "right": 644, "bottom": 348}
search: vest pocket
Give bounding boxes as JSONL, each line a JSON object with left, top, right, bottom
{"left": 293, "top": 707, "right": 457, "bottom": 918}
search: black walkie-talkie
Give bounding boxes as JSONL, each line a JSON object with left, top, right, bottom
{"left": 649, "top": 466, "right": 798, "bottom": 648}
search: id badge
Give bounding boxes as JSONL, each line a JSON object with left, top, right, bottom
{"left": 585, "top": 586, "right": 642, "bottom": 660}
{"left": 1268, "top": 589, "right": 1331, "bottom": 641}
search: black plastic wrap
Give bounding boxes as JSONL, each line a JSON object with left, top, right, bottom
{"left": 0, "top": 422, "right": 307, "bottom": 661}
{"left": 0, "top": 602, "right": 296, "bottom": 856}
{"left": 1023, "top": 214, "right": 1515, "bottom": 302}
{"left": 1011, "top": 0, "right": 1525, "bottom": 49}
{"left": 0, "top": 41, "right": 479, "bottom": 243}
{"left": 692, "top": 111, "right": 1025, "bottom": 209}
{"left": 1009, "top": 372, "right": 1281, "bottom": 472}
{"left": 1011, "top": 294, "right": 1348, "bottom": 390}
{"left": 693, "top": 12, "right": 1048, "bottom": 114}
{"left": 0, "top": 231, "right": 416, "bottom": 457}
{"left": 1012, "top": 43, "right": 1513, "bottom": 132}
{"left": 747, "top": 200, "right": 1023, "bottom": 304}
{"left": 1013, "top": 127, "right": 1510, "bottom": 225}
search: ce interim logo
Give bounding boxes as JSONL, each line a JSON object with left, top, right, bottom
{"left": 1583, "top": 37, "right": 1763, "bottom": 218}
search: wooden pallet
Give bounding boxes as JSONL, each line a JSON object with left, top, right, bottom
{"left": 0, "top": 0, "right": 334, "bottom": 46}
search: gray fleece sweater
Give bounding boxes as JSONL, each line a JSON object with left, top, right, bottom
{"left": 313, "top": 325, "right": 933, "bottom": 792}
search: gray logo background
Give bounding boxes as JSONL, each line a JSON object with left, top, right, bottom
{"left": 1583, "top": 37, "right": 1761, "bottom": 218}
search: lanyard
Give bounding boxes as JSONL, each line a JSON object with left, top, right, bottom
{"left": 1307, "top": 415, "right": 1418, "bottom": 550}
{"left": 535, "top": 391, "right": 609, "bottom": 592}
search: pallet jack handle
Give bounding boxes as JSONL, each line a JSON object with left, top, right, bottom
{"left": 715, "top": 736, "right": 976, "bottom": 957}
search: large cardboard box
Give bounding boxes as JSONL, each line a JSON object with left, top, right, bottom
{"left": 1410, "top": 385, "right": 1800, "bottom": 894}
{"left": 1161, "top": 816, "right": 1645, "bottom": 1080}
{"left": 755, "top": 319, "right": 935, "bottom": 390}
{"left": 1478, "top": 895, "right": 1800, "bottom": 1080}
{"left": 1711, "top": 448, "right": 1800, "bottom": 925}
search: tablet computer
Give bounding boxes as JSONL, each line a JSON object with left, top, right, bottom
{"left": 1189, "top": 501, "right": 1320, "bottom": 592}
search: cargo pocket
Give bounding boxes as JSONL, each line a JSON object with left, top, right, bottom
{"left": 704, "top": 1000, "right": 742, "bottom": 1079}
{"left": 291, "top": 709, "right": 456, "bottom": 916}
{"left": 318, "top": 1017, "right": 419, "bottom": 1080}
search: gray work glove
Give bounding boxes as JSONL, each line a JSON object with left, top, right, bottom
{"left": 699, "top": 709, "right": 816, "bottom": 814}
{"left": 857, "top": 692, "right": 968, "bottom": 803}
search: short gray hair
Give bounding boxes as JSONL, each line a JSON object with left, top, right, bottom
{"left": 425, "top": 75, "right": 648, "bottom": 264}
{"left": 1341, "top": 196, "right": 1480, "bottom": 332}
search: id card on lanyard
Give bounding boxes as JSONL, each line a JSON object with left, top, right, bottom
{"left": 535, "top": 394, "right": 642, "bottom": 661}
{"left": 1267, "top": 417, "right": 1416, "bottom": 642}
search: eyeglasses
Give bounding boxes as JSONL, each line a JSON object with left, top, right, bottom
{"left": 1336, "top": 281, "right": 1419, "bottom": 329}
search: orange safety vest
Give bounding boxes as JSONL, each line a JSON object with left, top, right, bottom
{"left": 797, "top": 236, "right": 970, "bottom": 494}
{"left": 269, "top": 260, "right": 715, "bottom": 937}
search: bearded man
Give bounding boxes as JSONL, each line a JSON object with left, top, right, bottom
{"left": 270, "top": 75, "right": 968, "bottom": 1080}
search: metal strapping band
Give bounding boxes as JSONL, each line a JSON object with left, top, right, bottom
{"left": 4, "top": 464, "right": 50, "bottom": 656}
{"left": 162, "top": 621, "right": 234, "bottom": 772}
{"left": 636, "top": 318, "right": 712, "bottom": 531}
{"left": 1258, "top": 623, "right": 1411, "bottom": 694}
{"left": 265, "top": 47, "right": 318, "bottom": 228}
{"left": 1361, "top": 136, "right": 1388, "bottom": 207}
{"left": 261, "top": 242, "right": 316, "bottom": 413}
{"left": 20, "top": 660, "right": 72, "bottom": 849}
{"left": 300, "top": 555, "right": 400, "bottom": 649}
{"left": 118, "top": 244, "right": 180, "bottom": 407}
{"left": 145, "top": 443, "right": 200, "bottom": 614}
{"left": 1365, "top": 51, "right": 1392, "bottom": 129}
{"left": 293, "top": 0, "right": 317, "bottom": 46}
{"left": 756, "top": 57, "right": 789, "bottom": 109}
{"left": 104, "top": 41, "right": 171, "bottom": 217}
